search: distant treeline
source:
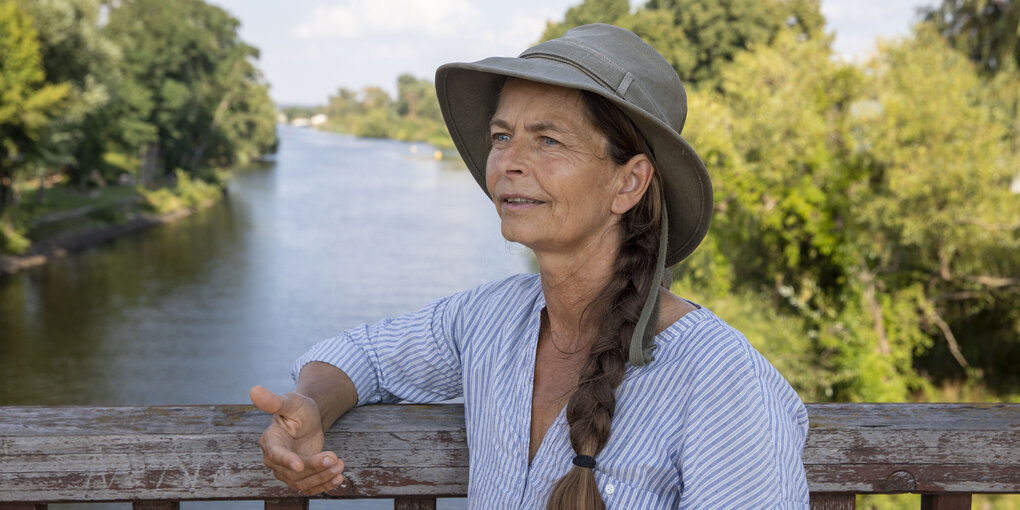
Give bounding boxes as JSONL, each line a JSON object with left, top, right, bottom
{"left": 0, "top": 0, "right": 278, "bottom": 219}
{"left": 282, "top": 74, "right": 453, "bottom": 150}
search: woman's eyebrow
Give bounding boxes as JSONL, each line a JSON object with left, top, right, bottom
{"left": 489, "top": 118, "right": 512, "bottom": 131}
{"left": 527, "top": 121, "right": 567, "bottom": 134}
{"left": 489, "top": 118, "right": 570, "bottom": 135}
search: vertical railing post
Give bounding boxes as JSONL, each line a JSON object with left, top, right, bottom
{"left": 810, "top": 494, "right": 856, "bottom": 510}
{"left": 133, "top": 502, "right": 179, "bottom": 510}
{"left": 394, "top": 496, "right": 437, "bottom": 510}
{"left": 265, "top": 499, "right": 308, "bottom": 510}
{"left": 920, "top": 494, "right": 971, "bottom": 510}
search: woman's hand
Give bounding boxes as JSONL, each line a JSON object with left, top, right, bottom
{"left": 250, "top": 385, "right": 346, "bottom": 494}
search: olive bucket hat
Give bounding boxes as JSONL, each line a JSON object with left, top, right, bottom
{"left": 435, "top": 23, "right": 713, "bottom": 366}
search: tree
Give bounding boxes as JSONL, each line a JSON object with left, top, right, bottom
{"left": 924, "top": 0, "right": 1020, "bottom": 183}
{"left": 541, "top": 0, "right": 632, "bottom": 40}
{"left": 0, "top": 1, "right": 68, "bottom": 215}
{"left": 852, "top": 27, "right": 1020, "bottom": 392}
{"left": 103, "top": 0, "right": 277, "bottom": 185}
{"left": 924, "top": 0, "right": 1020, "bottom": 75}
{"left": 14, "top": 0, "right": 118, "bottom": 185}
{"left": 542, "top": 0, "right": 827, "bottom": 88}
{"left": 678, "top": 25, "right": 1020, "bottom": 401}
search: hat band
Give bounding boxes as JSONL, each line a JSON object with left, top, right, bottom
{"left": 629, "top": 202, "right": 668, "bottom": 367}
{"left": 520, "top": 52, "right": 620, "bottom": 95}
{"left": 519, "top": 51, "right": 668, "bottom": 131}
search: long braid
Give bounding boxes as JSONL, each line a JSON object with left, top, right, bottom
{"left": 545, "top": 93, "right": 664, "bottom": 510}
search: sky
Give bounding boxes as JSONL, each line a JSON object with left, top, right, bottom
{"left": 205, "top": 0, "right": 938, "bottom": 106}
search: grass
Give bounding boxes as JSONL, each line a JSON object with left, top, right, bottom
{"left": 18, "top": 185, "right": 142, "bottom": 222}
{"left": 1, "top": 169, "right": 224, "bottom": 256}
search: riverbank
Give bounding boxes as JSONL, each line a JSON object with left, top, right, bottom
{"left": 0, "top": 198, "right": 218, "bottom": 275}
{"left": 0, "top": 173, "right": 223, "bottom": 275}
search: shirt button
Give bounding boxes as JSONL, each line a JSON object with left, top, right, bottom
{"left": 605, "top": 484, "right": 616, "bottom": 496}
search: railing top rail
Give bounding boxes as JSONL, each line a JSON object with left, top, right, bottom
{"left": 1, "top": 403, "right": 1017, "bottom": 503}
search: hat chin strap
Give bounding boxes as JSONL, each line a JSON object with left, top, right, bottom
{"left": 629, "top": 204, "right": 668, "bottom": 367}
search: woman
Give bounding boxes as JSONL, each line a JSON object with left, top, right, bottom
{"left": 251, "top": 23, "right": 809, "bottom": 509}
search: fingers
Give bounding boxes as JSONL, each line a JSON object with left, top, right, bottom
{"left": 253, "top": 385, "right": 339, "bottom": 494}
{"left": 264, "top": 442, "right": 305, "bottom": 472}
{"left": 250, "top": 385, "right": 284, "bottom": 415}
{"left": 267, "top": 451, "right": 346, "bottom": 494}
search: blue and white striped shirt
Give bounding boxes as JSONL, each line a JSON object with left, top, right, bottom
{"left": 294, "top": 273, "right": 810, "bottom": 509}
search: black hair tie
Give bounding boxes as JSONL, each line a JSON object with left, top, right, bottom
{"left": 572, "top": 454, "right": 597, "bottom": 469}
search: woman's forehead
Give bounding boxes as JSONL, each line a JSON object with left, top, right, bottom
{"left": 492, "top": 79, "right": 590, "bottom": 128}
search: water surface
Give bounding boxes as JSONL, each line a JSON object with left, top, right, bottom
{"left": 0, "top": 126, "right": 530, "bottom": 509}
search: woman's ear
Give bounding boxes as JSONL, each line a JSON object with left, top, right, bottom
{"left": 611, "top": 154, "right": 654, "bottom": 215}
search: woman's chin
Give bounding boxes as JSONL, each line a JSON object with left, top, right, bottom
{"left": 500, "top": 226, "right": 540, "bottom": 250}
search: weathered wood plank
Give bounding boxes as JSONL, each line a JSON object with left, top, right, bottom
{"left": 0, "top": 403, "right": 1016, "bottom": 503}
{"left": 801, "top": 403, "right": 1019, "bottom": 494}
{"left": 804, "top": 464, "right": 1017, "bottom": 493}
{"left": 809, "top": 494, "right": 855, "bottom": 510}
{"left": 920, "top": 494, "right": 972, "bottom": 510}
{"left": 0, "top": 404, "right": 468, "bottom": 502}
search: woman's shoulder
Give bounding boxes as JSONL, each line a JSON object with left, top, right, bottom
{"left": 448, "top": 272, "right": 541, "bottom": 305}
{"left": 437, "top": 272, "right": 543, "bottom": 325}
{"left": 645, "top": 305, "right": 803, "bottom": 408}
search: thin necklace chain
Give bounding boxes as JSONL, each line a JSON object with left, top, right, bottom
{"left": 542, "top": 310, "right": 587, "bottom": 356}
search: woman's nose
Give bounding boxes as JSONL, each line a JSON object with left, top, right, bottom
{"left": 490, "top": 139, "right": 529, "bottom": 177}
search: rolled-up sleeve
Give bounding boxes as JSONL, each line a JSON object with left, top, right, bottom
{"left": 292, "top": 294, "right": 464, "bottom": 406}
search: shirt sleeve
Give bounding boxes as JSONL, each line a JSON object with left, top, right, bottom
{"left": 291, "top": 293, "right": 465, "bottom": 406}
{"left": 673, "top": 321, "right": 810, "bottom": 509}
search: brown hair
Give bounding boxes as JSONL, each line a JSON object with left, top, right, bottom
{"left": 544, "top": 92, "right": 665, "bottom": 510}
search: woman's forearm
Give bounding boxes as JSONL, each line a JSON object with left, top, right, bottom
{"left": 295, "top": 361, "right": 359, "bottom": 432}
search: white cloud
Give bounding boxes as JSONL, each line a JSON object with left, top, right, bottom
{"left": 821, "top": 0, "right": 933, "bottom": 58}
{"left": 480, "top": 13, "right": 552, "bottom": 48}
{"left": 294, "top": 0, "right": 484, "bottom": 39}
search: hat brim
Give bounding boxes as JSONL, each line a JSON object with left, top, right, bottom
{"left": 436, "top": 56, "right": 712, "bottom": 267}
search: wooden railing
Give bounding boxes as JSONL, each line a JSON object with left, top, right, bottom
{"left": 1, "top": 403, "right": 1017, "bottom": 510}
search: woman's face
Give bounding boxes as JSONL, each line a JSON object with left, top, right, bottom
{"left": 486, "top": 79, "right": 625, "bottom": 258}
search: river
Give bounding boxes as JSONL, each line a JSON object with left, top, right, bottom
{"left": 0, "top": 125, "right": 532, "bottom": 509}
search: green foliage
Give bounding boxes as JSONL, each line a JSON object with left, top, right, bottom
{"left": 675, "top": 23, "right": 1020, "bottom": 402}
{"left": 0, "top": 0, "right": 70, "bottom": 216}
{"left": 541, "top": 0, "right": 632, "bottom": 40}
{"left": 103, "top": 0, "right": 278, "bottom": 181}
{"left": 0, "top": 217, "right": 30, "bottom": 254}
{"left": 13, "top": 0, "right": 118, "bottom": 183}
{"left": 0, "top": 0, "right": 276, "bottom": 253}
{"left": 542, "top": 0, "right": 827, "bottom": 88}
{"left": 923, "top": 0, "right": 1020, "bottom": 76}
{"left": 139, "top": 169, "right": 221, "bottom": 214}
{"left": 321, "top": 76, "right": 453, "bottom": 149}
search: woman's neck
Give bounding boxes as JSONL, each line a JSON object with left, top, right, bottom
{"left": 535, "top": 244, "right": 618, "bottom": 351}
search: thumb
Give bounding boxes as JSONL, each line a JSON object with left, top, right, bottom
{"left": 250, "top": 385, "right": 285, "bottom": 415}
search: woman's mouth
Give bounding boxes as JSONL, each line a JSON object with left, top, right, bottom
{"left": 501, "top": 195, "right": 545, "bottom": 211}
